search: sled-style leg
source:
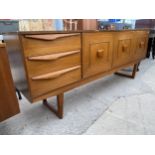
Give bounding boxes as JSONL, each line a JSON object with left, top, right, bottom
{"left": 43, "top": 93, "right": 64, "bottom": 119}
{"left": 115, "top": 64, "right": 138, "bottom": 79}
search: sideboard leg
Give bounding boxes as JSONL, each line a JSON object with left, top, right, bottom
{"left": 57, "top": 93, "right": 64, "bottom": 119}
{"left": 131, "top": 64, "right": 138, "bottom": 78}
{"left": 43, "top": 93, "right": 64, "bottom": 119}
{"left": 115, "top": 63, "right": 138, "bottom": 79}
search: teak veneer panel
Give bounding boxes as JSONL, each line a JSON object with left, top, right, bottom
{"left": 30, "top": 66, "right": 81, "bottom": 98}
{"left": 133, "top": 31, "right": 149, "bottom": 60}
{"left": 21, "top": 33, "right": 81, "bottom": 57}
{"left": 25, "top": 50, "right": 81, "bottom": 77}
{"left": 112, "top": 32, "right": 134, "bottom": 68}
{"left": 82, "top": 32, "right": 113, "bottom": 78}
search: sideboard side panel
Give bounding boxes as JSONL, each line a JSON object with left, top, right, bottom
{"left": 3, "top": 34, "right": 31, "bottom": 101}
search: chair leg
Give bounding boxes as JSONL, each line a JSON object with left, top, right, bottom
{"left": 43, "top": 93, "right": 64, "bottom": 119}
{"left": 16, "top": 88, "right": 22, "bottom": 100}
{"left": 115, "top": 63, "right": 138, "bottom": 79}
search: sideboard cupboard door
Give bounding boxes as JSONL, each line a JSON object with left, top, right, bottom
{"left": 82, "top": 32, "right": 113, "bottom": 78}
{"left": 112, "top": 32, "right": 134, "bottom": 68}
{"left": 0, "top": 43, "right": 20, "bottom": 122}
{"left": 133, "top": 31, "right": 149, "bottom": 60}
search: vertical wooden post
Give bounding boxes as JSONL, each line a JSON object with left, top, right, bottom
{"left": 57, "top": 93, "right": 64, "bottom": 119}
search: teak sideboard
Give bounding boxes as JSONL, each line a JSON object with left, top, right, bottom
{"left": 4, "top": 30, "right": 149, "bottom": 119}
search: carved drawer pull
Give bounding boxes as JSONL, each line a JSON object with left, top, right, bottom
{"left": 139, "top": 42, "right": 144, "bottom": 48}
{"left": 32, "top": 66, "right": 81, "bottom": 80}
{"left": 122, "top": 45, "right": 128, "bottom": 52}
{"left": 28, "top": 50, "right": 80, "bottom": 61}
{"left": 97, "top": 49, "right": 104, "bottom": 58}
{"left": 24, "top": 33, "right": 80, "bottom": 41}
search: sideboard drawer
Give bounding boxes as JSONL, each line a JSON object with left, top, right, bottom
{"left": 29, "top": 66, "right": 81, "bottom": 98}
{"left": 25, "top": 50, "right": 81, "bottom": 77}
{"left": 21, "top": 33, "right": 81, "bottom": 57}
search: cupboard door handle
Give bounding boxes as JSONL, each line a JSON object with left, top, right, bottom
{"left": 31, "top": 66, "right": 81, "bottom": 80}
{"left": 24, "top": 33, "right": 80, "bottom": 41}
{"left": 139, "top": 42, "right": 144, "bottom": 48}
{"left": 97, "top": 49, "right": 104, "bottom": 58}
{"left": 122, "top": 45, "right": 128, "bottom": 52}
{"left": 28, "top": 50, "right": 80, "bottom": 61}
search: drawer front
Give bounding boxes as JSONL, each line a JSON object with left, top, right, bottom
{"left": 25, "top": 50, "right": 81, "bottom": 76}
{"left": 82, "top": 32, "right": 113, "bottom": 78}
{"left": 29, "top": 66, "right": 81, "bottom": 98}
{"left": 113, "top": 32, "right": 134, "bottom": 68}
{"left": 21, "top": 33, "right": 81, "bottom": 57}
{"left": 133, "top": 31, "right": 149, "bottom": 60}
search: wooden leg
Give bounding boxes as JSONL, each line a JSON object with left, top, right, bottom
{"left": 115, "top": 64, "right": 138, "bottom": 79}
{"left": 43, "top": 93, "right": 64, "bottom": 119}
{"left": 57, "top": 93, "right": 64, "bottom": 118}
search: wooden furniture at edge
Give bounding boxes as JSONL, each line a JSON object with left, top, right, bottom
{"left": 77, "top": 19, "right": 97, "bottom": 30}
{"left": 135, "top": 19, "right": 155, "bottom": 29}
{"left": 0, "top": 43, "right": 20, "bottom": 122}
{"left": 63, "top": 19, "right": 97, "bottom": 30}
{"left": 4, "top": 30, "right": 149, "bottom": 119}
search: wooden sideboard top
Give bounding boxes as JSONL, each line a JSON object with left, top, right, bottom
{"left": 2, "top": 28, "right": 150, "bottom": 35}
